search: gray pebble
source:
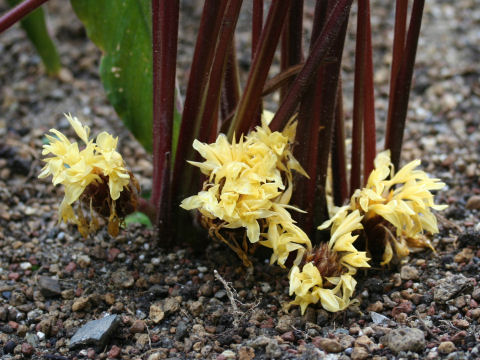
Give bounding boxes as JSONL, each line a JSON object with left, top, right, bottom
{"left": 381, "top": 327, "right": 425, "bottom": 354}
{"left": 434, "top": 274, "right": 474, "bottom": 304}
{"left": 69, "top": 314, "right": 120, "bottom": 350}
{"left": 38, "top": 276, "right": 62, "bottom": 297}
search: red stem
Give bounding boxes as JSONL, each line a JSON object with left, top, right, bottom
{"left": 172, "top": 1, "right": 227, "bottom": 199}
{"left": 385, "top": 0, "right": 424, "bottom": 169}
{"left": 152, "top": 0, "right": 179, "bottom": 238}
{"left": 280, "top": 0, "right": 303, "bottom": 100}
{"left": 293, "top": 0, "right": 349, "bottom": 237}
{"left": 386, "top": 1, "right": 407, "bottom": 129}
{"left": 227, "top": 0, "right": 292, "bottom": 139}
{"left": 385, "top": 0, "right": 408, "bottom": 169}
{"left": 220, "top": 42, "right": 241, "bottom": 129}
{"left": 0, "top": 0, "right": 47, "bottom": 33}
{"left": 350, "top": 0, "right": 375, "bottom": 194}
{"left": 361, "top": 0, "right": 376, "bottom": 184}
{"left": 332, "top": 79, "right": 349, "bottom": 206}
{"left": 252, "top": 0, "right": 263, "bottom": 59}
{"left": 197, "top": 0, "right": 243, "bottom": 144}
{"left": 269, "top": 0, "right": 353, "bottom": 132}
{"left": 291, "top": 0, "right": 328, "bottom": 233}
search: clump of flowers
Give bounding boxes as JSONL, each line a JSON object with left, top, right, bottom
{"left": 288, "top": 209, "right": 370, "bottom": 313}
{"left": 181, "top": 114, "right": 311, "bottom": 267}
{"left": 181, "top": 113, "right": 370, "bottom": 313}
{"left": 39, "top": 114, "right": 139, "bottom": 237}
{"left": 331, "top": 150, "right": 447, "bottom": 265}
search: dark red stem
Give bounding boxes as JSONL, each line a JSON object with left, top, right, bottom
{"left": 385, "top": 0, "right": 424, "bottom": 169}
{"left": 351, "top": 0, "right": 376, "bottom": 194}
{"left": 0, "top": 0, "right": 47, "bottom": 33}
{"left": 152, "top": 0, "right": 179, "bottom": 238}
{"left": 280, "top": 0, "right": 303, "bottom": 100}
{"left": 172, "top": 1, "right": 227, "bottom": 198}
{"left": 332, "top": 79, "right": 348, "bottom": 206}
{"left": 361, "top": 0, "right": 376, "bottom": 184}
{"left": 227, "top": 0, "right": 292, "bottom": 139}
{"left": 220, "top": 42, "right": 241, "bottom": 129}
{"left": 251, "top": 0, "right": 263, "bottom": 59}
{"left": 269, "top": 0, "right": 353, "bottom": 132}
{"left": 198, "top": 0, "right": 243, "bottom": 144}
{"left": 386, "top": 1, "right": 407, "bottom": 129}
{"left": 293, "top": 0, "right": 349, "bottom": 238}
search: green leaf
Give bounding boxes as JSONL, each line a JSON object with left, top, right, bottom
{"left": 70, "top": 0, "right": 154, "bottom": 152}
{"left": 7, "top": 0, "right": 61, "bottom": 75}
{"left": 124, "top": 211, "right": 153, "bottom": 228}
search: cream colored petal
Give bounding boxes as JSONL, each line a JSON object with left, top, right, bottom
{"left": 65, "top": 113, "right": 90, "bottom": 144}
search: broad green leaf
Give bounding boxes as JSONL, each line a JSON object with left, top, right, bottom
{"left": 7, "top": 0, "right": 61, "bottom": 75}
{"left": 124, "top": 211, "right": 153, "bottom": 228}
{"left": 71, "top": 0, "right": 154, "bottom": 152}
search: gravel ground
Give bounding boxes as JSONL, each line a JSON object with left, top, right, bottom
{"left": 1, "top": 1, "right": 480, "bottom": 359}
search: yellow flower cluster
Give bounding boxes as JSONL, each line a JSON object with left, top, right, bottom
{"left": 181, "top": 121, "right": 445, "bottom": 315}
{"left": 181, "top": 115, "right": 311, "bottom": 267}
{"left": 182, "top": 114, "right": 372, "bottom": 313}
{"left": 288, "top": 210, "right": 370, "bottom": 313}
{"left": 39, "top": 114, "right": 138, "bottom": 237}
{"left": 340, "top": 150, "right": 446, "bottom": 265}
{"left": 287, "top": 150, "right": 446, "bottom": 313}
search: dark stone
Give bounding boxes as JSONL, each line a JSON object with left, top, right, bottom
{"left": 38, "top": 276, "right": 62, "bottom": 297}
{"left": 175, "top": 321, "right": 188, "bottom": 340}
{"left": 441, "top": 254, "right": 454, "bottom": 265}
{"left": 3, "top": 340, "right": 16, "bottom": 354}
{"left": 218, "top": 333, "right": 234, "bottom": 346}
{"left": 456, "top": 231, "right": 480, "bottom": 248}
{"left": 364, "top": 277, "right": 384, "bottom": 293}
{"left": 147, "top": 285, "right": 169, "bottom": 298}
{"left": 69, "top": 315, "right": 120, "bottom": 350}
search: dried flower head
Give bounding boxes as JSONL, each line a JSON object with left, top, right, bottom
{"left": 181, "top": 113, "right": 311, "bottom": 266}
{"left": 39, "top": 114, "right": 139, "bottom": 237}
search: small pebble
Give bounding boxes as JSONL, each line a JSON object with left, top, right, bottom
{"left": 438, "top": 341, "right": 456, "bottom": 354}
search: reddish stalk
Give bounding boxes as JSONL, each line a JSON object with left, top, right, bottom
{"left": 0, "top": 0, "right": 47, "bottom": 33}
{"left": 172, "top": 1, "right": 227, "bottom": 198}
{"left": 361, "top": 0, "right": 376, "bottom": 184}
{"left": 227, "top": 0, "right": 292, "bottom": 139}
{"left": 220, "top": 43, "right": 240, "bottom": 126}
{"left": 385, "top": 0, "right": 425, "bottom": 169}
{"left": 386, "top": 1, "right": 407, "bottom": 130}
{"left": 269, "top": 0, "right": 353, "bottom": 132}
{"left": 332, "top": 79, "right": 348, "bottom": 206}
{"left": 350, "top": 0, "right": 376, "bottom": 193}
{"left": 197, "top": 0, "right": 243, "bottom": 145}
{"left": 151, "top": 0, "right": 179, "bottom": 238}
{"left": 280, "top": 0, "right": 303, "bottom": 100}
{"left": 291, "top": 0, "right": 328, "bottom": 234}
{"left": 262, "top": 64, "right": 303, "bottom": 96}
{"left": 251, "top": 0, "right": 263, "bottom": 59}
{"left": 250, "top": 0, "right": 264, "bottom": 130}
{"left": 293, "top": 0, "right": 349, "bottom": 238}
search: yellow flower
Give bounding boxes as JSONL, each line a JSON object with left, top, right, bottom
{"left": 288, "top": 262, "right": 358, "bottom": 314}
{"left": 260, "top": 204, "right": 311, "bottom": 267}
{"left": 349, "top": 150, "right": 447, "bottom": 265}
{"left": 181, "top": 114, "right": 311, "bottom": 265}
{"left": 39, "top": 114, "right": 138, "bottom": 237}
{"left": 288, "top": 209, "right": 369, "bottom": 314}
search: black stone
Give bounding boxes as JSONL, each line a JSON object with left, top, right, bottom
{"left": 3, "top": 340, "right": 16, "bottom": 354}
